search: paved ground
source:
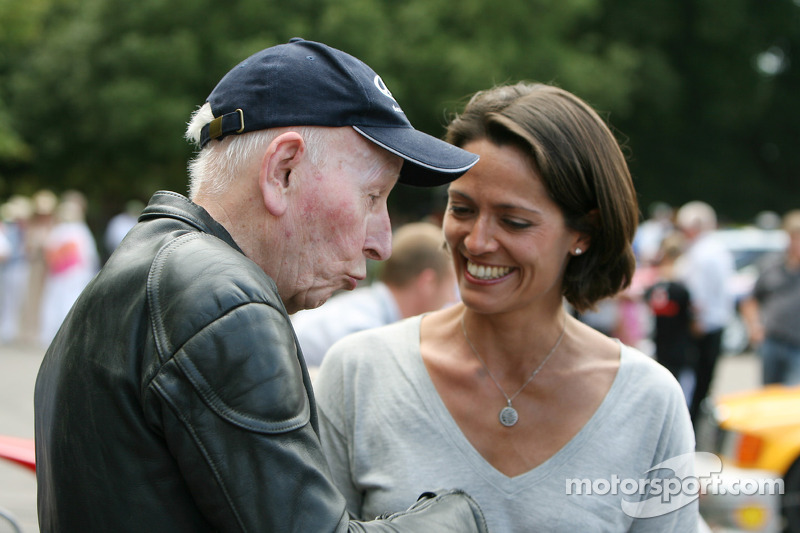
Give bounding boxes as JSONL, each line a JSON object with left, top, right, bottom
{"left": 0, "top": 343, "right": 42, "bottom": 533}
{"left": 0, "top": 342, "right": 762, "bottom": 533}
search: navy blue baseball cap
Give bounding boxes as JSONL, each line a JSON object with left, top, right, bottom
{"left": 199, "top": 38, "right": 478, "bottom": 187}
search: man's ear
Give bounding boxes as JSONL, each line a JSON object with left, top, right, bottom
{"left": 259, "top": 131, "right": 305, "bottom": 217}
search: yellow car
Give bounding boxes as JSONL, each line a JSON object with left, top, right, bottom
{"left": 697, "top": 385, "right": 800, "bottom": 532}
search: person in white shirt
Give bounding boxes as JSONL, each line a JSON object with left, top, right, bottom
{"left": 675, "top": 200, "right": 735, "bottom": 424}
{"left": 39, "top": 192, "right": 100, "bottom": 346}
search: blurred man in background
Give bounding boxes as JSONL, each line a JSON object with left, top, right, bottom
{"left": 675, "top": 200, "right": 735, "bottom": 424}
{"left": 741, "top": 209, "right": 800, "bottom": 385}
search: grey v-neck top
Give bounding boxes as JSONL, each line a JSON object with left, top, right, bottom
{"left": 314, "top": 315, "right": 698, "bottom": 532}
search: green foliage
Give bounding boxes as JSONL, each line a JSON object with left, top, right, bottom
{"left": 1, "top": 0, "right": 798, "bottom": 225}
{"left": 591, "top": 0, "right": 800, "bottom": 222}
{"left": 0, "top": 0, "right": 51, "bottom": 167}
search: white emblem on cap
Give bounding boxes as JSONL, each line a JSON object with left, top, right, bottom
{"left": 374, "top": 75, "right": 403, "bottom": 112}
{"left": 374, "top": 75, "right": 396, "bottom": 101}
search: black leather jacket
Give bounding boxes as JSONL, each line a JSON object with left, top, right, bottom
{"left": 34, "top": 191, "right": 487, "bottom": 532}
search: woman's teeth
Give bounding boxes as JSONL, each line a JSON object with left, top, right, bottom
{"left": 466, "top": 260, "right": 511, "bottom": 280}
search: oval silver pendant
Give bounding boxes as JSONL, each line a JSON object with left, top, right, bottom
{"left": 499, "top": 406, "right": 518, "bottom": 427}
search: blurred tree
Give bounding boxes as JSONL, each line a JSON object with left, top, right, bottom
{"left": 1, "top": 0, "right": 798, "bottom": 228}
{"left": 590, "top": 0, "right": 800, "bottom": 222}
{"left": 5, "top": 0, "right": 318, "bottom": 226}
{"left": 304, "top": 0, "right": 639, "bottom": 139}
{"left": 0, "top": 0, "right": 52, "bottom": 187}
{"left": 4, "top": 0, "right": 639, "bottom": 226}
{"left": 272, "top": 0, "right": 643, "bottom": 222}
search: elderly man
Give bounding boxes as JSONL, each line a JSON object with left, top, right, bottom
{"left": 34, "top": 39, "right": 485, "bottom": 532}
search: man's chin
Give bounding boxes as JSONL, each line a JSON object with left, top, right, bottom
{"left": 291, "top": 283, "right": 351, "bottom": 313}
{"left": 304, "top": 290, "right": 336, "bottom": 311}
{"left": 307, "top": 297, "right": 329, "bottom": 310}
{"left": 285, "top": 296, "right": 326, "bottom": 316}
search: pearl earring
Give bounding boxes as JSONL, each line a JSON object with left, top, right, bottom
{"left": 574, "top": 248, "right": 583, "bottom": 255}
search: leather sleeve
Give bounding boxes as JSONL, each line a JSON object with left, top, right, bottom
{"left": 142, "top": 233, "right": 487, "bottom": 532}
{"left": 146, "top": 300, "right": 352, "bottom": 531}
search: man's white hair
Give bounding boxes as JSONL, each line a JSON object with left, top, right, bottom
{"left": 185, "top": 103, "right": 328, "bottom": 199}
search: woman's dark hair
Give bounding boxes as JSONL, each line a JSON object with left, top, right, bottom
{"left": 445, "top": 82, "right": 638, "bottom": 312}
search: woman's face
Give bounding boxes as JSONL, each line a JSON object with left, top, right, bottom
{"left": 443, "top": 138, "right": 583, "bottom": 316}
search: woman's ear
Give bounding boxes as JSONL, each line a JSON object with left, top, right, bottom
{"left": 572, "top": 209, "right": 599, "bottom": 255}
{"left": 572, "top": 236, "right": 590, "bottom": 256}
{"left": 259, "top": 131, "right": 305, "bottom": 217}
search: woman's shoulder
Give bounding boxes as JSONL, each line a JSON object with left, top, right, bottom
{"left": 620, "top": 343, "right": 670, "bottom": 374}
{"left": 618, "top": 343, "right": 687, "bottom": 400}
{"left": 333, "top": 315, "right": 420, "bottom": 349}
{"left": 319, "top": 315, "right": 422, "bottom": 373}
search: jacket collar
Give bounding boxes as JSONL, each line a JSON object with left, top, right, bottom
{"left": 139, "top": 191, "right": 244, "bottom": 254}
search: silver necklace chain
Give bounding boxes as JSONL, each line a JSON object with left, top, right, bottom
{"left": 461, "top": 314, "right": 567, "bottom": 427}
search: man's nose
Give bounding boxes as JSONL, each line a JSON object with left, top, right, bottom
{"left": 364, "top": 210, "right": 392, "bottom": 261}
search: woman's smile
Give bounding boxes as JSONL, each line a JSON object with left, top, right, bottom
{"left": 464, "top": 258, "right": 514, "bottom": 281}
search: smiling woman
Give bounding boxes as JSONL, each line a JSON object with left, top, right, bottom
{"left": 444, "top": 138, "right": 586, "bottom": 317}
{"left": 444, "top": 83, "right": 639, "bottom": 312}
{"left": 314, "top": 81, "right": 699, "bottom": 532}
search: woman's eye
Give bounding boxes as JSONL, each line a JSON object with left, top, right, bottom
{"left": 448, "top": 205, "right": 472, "bottom": 216}
{"left": 504, "top": 218, "right": 532, "bottom": 229}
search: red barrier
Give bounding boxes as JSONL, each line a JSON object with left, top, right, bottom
{"left": 0, "top": 435, "right": 35, "bottom": 473}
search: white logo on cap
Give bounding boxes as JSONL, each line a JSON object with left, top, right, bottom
{"left": 374, "top": 75, "right": 403, "bottom": 113}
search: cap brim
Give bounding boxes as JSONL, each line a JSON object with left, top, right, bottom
{"left": 354, "top": 126, "right": 479, "bottom": 187}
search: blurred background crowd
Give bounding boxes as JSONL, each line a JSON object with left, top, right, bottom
{"left": 1, "top": 188, "right": 796, "bottom": 397}
{"left": 577, "top": 202, "right": 799, "bottom": 427}
{"left": 0, "top": 190, "right": 142, "bottom": 348}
